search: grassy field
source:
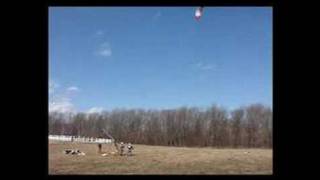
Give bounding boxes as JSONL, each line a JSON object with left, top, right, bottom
{"left": 49, "top": 141, "right": 272, "bottom": 175}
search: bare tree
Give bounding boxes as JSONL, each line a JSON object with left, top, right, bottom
{"left": 49, "top": 103, "right": 272, "bottom": 148}
{"left": 231, "top": 108, "right": 244, "bottom": 147}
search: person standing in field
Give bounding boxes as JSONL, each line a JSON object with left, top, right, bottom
{"left": 127, "top": 143, "right": 134, "bottom": 156}
{"left": 119, "top": 142, "right": 125, "bottom": 156}
{"left": 98, "top": 143, "right": 102, "bottom": 154}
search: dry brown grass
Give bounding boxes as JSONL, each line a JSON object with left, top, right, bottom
{"left": 49, "top": 141, "right": 272, "bottom": 175}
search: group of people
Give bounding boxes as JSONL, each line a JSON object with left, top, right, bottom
{"left": 97, "top": 142, "right": 134, "bottom": 156}
{"left": 64, "top": 149, "right": 86, "bottom": 156}
{"left": 119, "top": 142, "right": 134, "bottom": 156}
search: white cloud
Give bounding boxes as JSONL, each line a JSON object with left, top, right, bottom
{"left": 49, "top": 80, "right": 59, "bottom": 94}
{"left": 95, "top": 30, "right": 104, "bottom": 36}
{"left": 49, "top": 97, "right": 76, "bottom": 113}
{"left": 99, "top": 49, "right": 112, "bottom": 57}
{"left": 67, "top": 86, "right": 79, "bottom": 92}
{"left": 97, "top": 42, "right": 112, "bottom": 57}
{"left": 195, "top": 62, "right": 216, "bottom": 71}
{"left": 87, "top": 107, "right": 104, "bottom": 114}
{"left": 153, "top": 11, "right": 162, "bottom": 21}
{"left": 49, "top": 80, "right": 78, "bottom": 113}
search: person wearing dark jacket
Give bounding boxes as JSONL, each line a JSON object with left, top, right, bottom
{"left": 98, "top": 143, "right": 102, "bottom": 154}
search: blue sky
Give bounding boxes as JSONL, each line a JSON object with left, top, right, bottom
{"left": 49, "top": 7, "right": 272, "bottom": 113}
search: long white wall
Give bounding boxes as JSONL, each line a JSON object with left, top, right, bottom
{"left": 49, "top": 135, "right": 112, "bottom": 144}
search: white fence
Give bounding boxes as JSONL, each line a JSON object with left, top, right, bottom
{"left": 49, "top": 135, "right": 112, "bottom": 144}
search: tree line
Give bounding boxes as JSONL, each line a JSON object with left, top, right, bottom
{"left": 49, "top": 103, "right": 272, "bottom": 148}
